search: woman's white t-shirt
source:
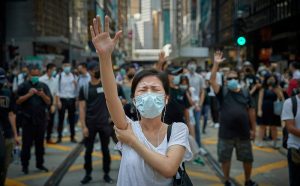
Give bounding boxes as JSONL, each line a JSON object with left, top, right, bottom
{"left": 115, "top": 118, "right": 193, "bottom": 186}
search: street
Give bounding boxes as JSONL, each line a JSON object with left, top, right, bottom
{"left": 5, "top": 124, "right": 289, "bottom": 186}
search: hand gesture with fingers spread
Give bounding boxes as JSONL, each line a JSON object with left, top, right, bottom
{"left": 90, "top": 15, "right": 122, "bottom": 57}
{"left": 214, "top": 50, "right": 226, "bottom": 64}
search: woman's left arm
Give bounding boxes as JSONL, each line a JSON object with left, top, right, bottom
{"left": 115, "top": 125, "right": 186, "bottom": 178}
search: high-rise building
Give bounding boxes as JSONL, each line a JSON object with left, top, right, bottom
{"left": 5, "top": 0, "right": 88, "bottom": 67}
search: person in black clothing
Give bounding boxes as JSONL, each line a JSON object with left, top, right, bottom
{"left": 0, "top": 68, "right": 19, "bottom": 184}
{"left": 210, "top": 51, "right": 258, "bottom": 186}
{"left": 79, "top": 61, "right": 113, "bottom": 184}
{"left": 16, "top": 65, "right": 52, "bottom": 174}
{"left": 163, "top": 66, "right": 191, "bottom": 125}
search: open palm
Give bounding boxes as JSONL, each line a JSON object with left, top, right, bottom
{"left": 90, "top": 16, "right": 122, "bottom": 56}
{"left": 214, "top": 50, "right": 225, "bottom": 64}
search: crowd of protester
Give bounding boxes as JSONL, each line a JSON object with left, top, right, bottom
{"left": 0, "top": 29, "right": 300, "bottom": 186}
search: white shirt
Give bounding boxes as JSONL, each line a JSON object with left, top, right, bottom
{"left": 13, "top": 73, "right": 26, "bottom": 92}
{"left": 205, "top": 72, "right": 223, "bottom": 96}
{"left": 39, "top": 74, "right": 58, "bottom": 97}
{"left": 115, "top": 118, "right": 193, "bottom": 186}
{"left": 57, "top": 72, "right": 77, "bottom": 98}
{"left": 186, "top": 72, "right": 205, "bottom": 99}
{"left": 77, "top": 73, "right": 91, "bottom": 95}
{"left": 281, "top": 95, "right": 300, "bottom": 149}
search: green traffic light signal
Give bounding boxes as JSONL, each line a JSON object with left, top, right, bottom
{"left": 237, "top": 36, "right": 246, "bottom": 46}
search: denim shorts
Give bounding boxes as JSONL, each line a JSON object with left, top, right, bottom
{"left": 218, "top": 138, "right": 253, "bottom": 163}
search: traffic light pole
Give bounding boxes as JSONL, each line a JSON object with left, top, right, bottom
{"left": 237, "top": 45, "right": 242, "bottom": 70}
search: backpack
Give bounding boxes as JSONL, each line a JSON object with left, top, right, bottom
{"left": 167, "top": 124, "right": 193, "bottom": 186}
{"left": 282, "top": 96, "right": 298, "bottom": 149}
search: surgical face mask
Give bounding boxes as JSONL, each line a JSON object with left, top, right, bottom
{"left": 51, "top": 70, "right": 57, "bottom": 77}
{"left": 94, "top": 71, "right": 100, "bottom": 79}
{"left": 31, "top": 76, "right": 39, "bottom": 85}
{"left": 179, "top": 85, "right": 188, "bottom": 90}
{"left": 127, "top": 73, "right": 134, "bottom": 80}
{"left": 64, "top": 66, "right": 71, "bottom": 74}
{"left": 227, "top": 79, "right": 240, "bottom": 91}
{"left": 188, "top": 64, "right": 197, "bottom": 72}
{"left": 173, "top": 75, "right": 180, "bottom": 85}
{"left": 134, "top": 92, "right": 165, "bottom": 119}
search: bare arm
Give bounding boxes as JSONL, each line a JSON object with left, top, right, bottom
{"left": 209, "top": 51, "right": 225, "bottom": 95}
{"left": 16, "top": 91, "right": 34, "bottom": 105}
{"left": 131, "top": 139, "right": 185, "bottom": 178}
{"left": 115, "top": 125, "right": 186, "bottom": 178}
{"left": 8, "top": 111, "right": 19, "bottom": 144}
{"left": 248, "top": 108, "right": 256, "bottom": 139}
{"left": 90, "top": 16, "right": 126, "bottom": 129}
{"left": 257, "top": 89, "right": 264, "bottom": 117}
{"left": 79, "top": 101, "right": 87, "bottom": 129}
{"left": 199, "top": 88, "right": 205, "bottom": 106}
{"left": 285, "top": 120, "right": 300, "bottom": 137}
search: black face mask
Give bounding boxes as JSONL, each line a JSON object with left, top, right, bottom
{"left": 94, "top": 71, "right": 100, "bottom": 79}
{"left": 127, "top": 73, "right": 134, "bottom": 80}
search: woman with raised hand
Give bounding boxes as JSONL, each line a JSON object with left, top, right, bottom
{"left": 90, "top": 15, "right": 192, "bottom": 186}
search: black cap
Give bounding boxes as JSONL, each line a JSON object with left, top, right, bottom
{"left": 166, "top": 65, "right": 183, "bottom": 75}
{"left": 87, "top": 61, "right": 99, "bottom": 71}
{"left": 0, "top": 68, "right": 7, "bottom": 84}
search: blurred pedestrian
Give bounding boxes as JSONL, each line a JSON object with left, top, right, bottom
{"left": 79, "top": 61, "right": 113, "bottom": 184}
{"left": 287, "top": 62, "right": 300, "bottom": 97}
{"left": 210, "top": 51, "right": 257, "bottom": 186}
{"left": 16, "top": 65, "right": 51, "bottom": 174}
{"left": 90, "top": 15, "right": 192, "bottom": 186}
{"left": 186, "top": 59, "right": 205, "bottom": 147}
{"left": 281, "top": 86, "right": 300, "bottom": 186}
{"left": 77, "top": 62, "right": 91, "bottom": 95}
{"left": 256, "top": 75, "right": 285, "bottom": 148}
{"left": 206, "top": 65, "right": 222, "bottom": 128}
{"left": 12, "top": 65, "right": 29, "bottom": 93}
{"left": 56, "top": 62, "right": 78, "bottom": 143}
{"left": 0, "top": 68, "right": 19, "bottom": 185}
{"left": 39, "top": 63, "right": 58, "bottom": 144}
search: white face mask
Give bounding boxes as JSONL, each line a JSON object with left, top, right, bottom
{"left": 134, "top": 92, "right": 165, "bottom": 119}
{"left": 188, "top": 64, "right": 196, "bottom": 72}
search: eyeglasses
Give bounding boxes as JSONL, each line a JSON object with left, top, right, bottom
{"left": 227, "top": 77, "right": 238, "bottom": 81}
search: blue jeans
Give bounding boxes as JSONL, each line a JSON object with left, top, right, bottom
{"left": 288, "top": 148, "right": 300, "bottom": 186}
{"left": 193, "top": 109, "right": 201, "bottom": 147}
{"left": 201, "top": 105, "right": 210, "bottom": 133}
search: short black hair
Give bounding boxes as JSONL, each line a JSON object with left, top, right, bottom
{"left": 263, "top": 74, "right": 278, "bottom": 88}
{"left": 79, "top": 62, "right": 87, "bottom": 68}
{"left": 46, "top": 63, "right": 56, "bottom": 71}
{"left": 290, "top": 61, "right": 300, "bottom": 70}
{"left": 187, "top": 58, "right": 196, "bottom": 65}
{"left": 28, "top": 64, "right": 40, "bottom": 71}
{"left": 180, "top": 75, "right": 190, "bottom": 86}
{"left": 131, "top": 69, "right": 169, "bottom": 98}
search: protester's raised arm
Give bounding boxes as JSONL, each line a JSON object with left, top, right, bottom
{"left": 209, "top": 51, "right": 225, "bottom": 94}
{"left": 90, "top": 15, "right": 127, "bottom": 129}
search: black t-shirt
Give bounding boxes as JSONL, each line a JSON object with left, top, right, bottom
{"left": 79, "top": 82, "right": 110, "bottom": 127}
{"left": 0, "top": 87, "right": 15, "bottom": 138}
{"left": 216, "top": 86, "right": 255, "bottom": 140}
{"left": 17, "top": 81, "right": 52, "bottom": 123}
{"left": 244, "top": 75, "right": 260, "bottom": 94}
{"left": 164, "top": 87, "right": 191, "bottom": 125}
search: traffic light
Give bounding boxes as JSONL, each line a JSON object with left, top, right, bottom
{"left": 234, "top": 18, "right": 247, "bottom": 46}
{"left": 8, "top": 45, "right": 19, "bottom": 59}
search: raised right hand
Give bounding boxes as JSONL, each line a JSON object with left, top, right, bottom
{"left": 90, "top": 15, "right": 122, "bottom": 57}
{"left": 214, "top": 50, "right": 226, "bottom": 64}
